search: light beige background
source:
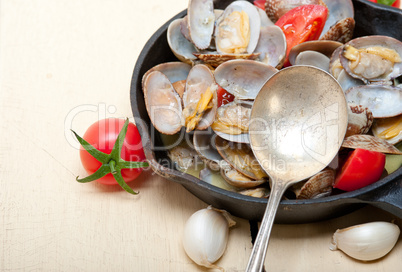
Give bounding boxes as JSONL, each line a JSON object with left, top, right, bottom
{"left": 1, "top": 0, "right": 401, "bottom": 271}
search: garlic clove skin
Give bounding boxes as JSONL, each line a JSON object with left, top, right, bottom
{"left": 182, "top": 206, "right": 235, "bottom": 270}
{"left": 330, "top": 221, "right": 400, "bottom": 261}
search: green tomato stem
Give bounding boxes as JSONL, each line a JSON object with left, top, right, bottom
{"left": 109, "top": 159, "right": 118, "bottom": 174}
{"left": 76, "top": 164, "right": 110, "bottom": 183}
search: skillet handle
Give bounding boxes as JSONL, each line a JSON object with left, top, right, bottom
{"left": 354, "top": 178, "right": 402, "bottom": 218}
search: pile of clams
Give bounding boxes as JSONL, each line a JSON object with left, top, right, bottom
{"left": 142, "top": 0, "right": 402, "bottom": 200}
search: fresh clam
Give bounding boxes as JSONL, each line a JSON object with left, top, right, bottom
{"left": 221, "top": 165, "right": 267, "bottom": 188}
{"left": 339, "top": 35, "right": 402, "bottom": 84}
{"left": 329, "top": 46, "right": 344, "bottom": 79}
{"left": 342, "top": 134, "right": 402, "bottom": 155}
{"left": 320, "top": 0, "right": 354, "bottom": 40}
{"left": 214, "top": 59, "right": 278, "bottom": 100}
{"left": 294, "top": 50, "right": 330, "bottom": 72}
{"left": 141, "top": 61, "right": 191, "bottom": 90}
{"left": 345, "top": 85, "right": 402, "bottom": 118}
{"left": 167, "top": 18, "right": 198, "bottom": 65}
{"left": 215, "top": 135, "right": 268, "bottom": 180}
{"left": 288, "top": 40, "right": 342, "bottom": 66}
{"left": 212, "top": 100, "right": 251, "bottom": 134}
{"left": 214, "top": 0, "right": 261, "bottom": 55}
{"left": 212, "top": 100, "right": 252, "bottom": 143}
{"left": 183, "top": 64, "right": 218, "bottom": 131}
{"left": 193, "top": 129, "right": 225, "bottom": 170}
{"left": 187, "top": 0, "right": 215, "bottom": 50}
{"left": 168, "top": 144, "right": 201, "bottom": 172}
{"left": 372, "top": 115, "right": 402, "bottom": 145}
{"left": 336, "top": 69, "right": 364, "bottom": 93}
{"left": 345, "top": 103, "right": 373, "bottom": 137}
{"left": 143, "top": 71, "right": 183, "bottom": 135}
{"left": 319, "top": 17, "right": 355, "bottom": 43}
{"left": 293, "top": 168, "right": 335, "bottom": 199}
{"left": 254, "top": 25, "right": 287, "bottom": 68}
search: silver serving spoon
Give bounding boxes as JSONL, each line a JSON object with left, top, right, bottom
{"left": 246, "top": 66, "right": 348, "bottom": 271}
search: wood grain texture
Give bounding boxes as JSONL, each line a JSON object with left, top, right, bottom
{"left": 1, "top": 1, "right": 401, "bottom": 271}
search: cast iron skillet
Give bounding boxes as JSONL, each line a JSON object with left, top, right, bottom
{"left": 130, "top": 0, "right": 402, "bottom": 223}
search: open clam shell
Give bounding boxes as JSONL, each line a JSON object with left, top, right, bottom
{"left": 319, "top": 17, "right": 355, "bottom": 43}
{"left": 187, "top": 0, "right": 215, "bottom": 50}
{"left": 254, "top": 25, "right": 287, "bottom": 69}
{"left": 214, "top": 0, "right": 260, "bottom": 55}
{"left": 183, "top": 64, "right": 218, "bottom": 130}
{"left": 339, "top": 35, "right": 402, "bottom": 83}
{"left": 143, "top": 71, "right": 183, "bottom": 135}
{"left": 141, "top": 61, "right": 191, "bottom": 91}
{"left": 337, "top": 69, "right": 364, "bottom": 93}
{"left": 372, "top": 115, "right": 402, "bottom": 145}
{"left": 193, "top": 129, "right": 224, "bottom": 170}
{"left": 220, "top": 165, "right": 267, "bottom": 189}
{"left": 329, "top": 46, "right": 344, "bottom": 79}
{"left": 345, "top": 85, "right": 402, "bottom": 118}
{"left": 345, "top": 103, "right": 373, "bottom": 137}
{"left": 288, "top": 40, "right": 343, "bottom": 66}
{"left": 167, "top": 18, "right": 198, "bottom": 65}
{"left": 320, "top": 0, "right": 354, "bottom": 40}
{"left": 342, "top": 134, "right": 402, "bottom": 154}
{"left": 168, "top": 143, "right": 200, "bottom": 172}
{"left": 211, "top": 100, "right": 252, "bottom": 144}
{"left": 215, "top": 135, "right": 268, "bottom": 180}
{"left": 294, "top": 169, "right": 335, "bottom": 199}
{"left": 214, "top": 59, "right": 278, "bottom": 100}
{"left": 294, "top": 51, "right": 330, "bottom": 72}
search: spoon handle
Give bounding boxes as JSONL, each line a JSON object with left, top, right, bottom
{"left": 245, "top": 181, "right": 288, "bottom": 272}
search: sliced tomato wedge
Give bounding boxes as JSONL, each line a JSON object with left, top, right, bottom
{"left": 217, "top": 86, "right": 235, "bottom": 107}
{"left": 253, "top": 0, "right": 266, "bottom": 10}
{"left": 333, "top": 148, "right": 386, "bottom": 192}
{"left": 275, "top": 5, "right": 328, "bottom": 66}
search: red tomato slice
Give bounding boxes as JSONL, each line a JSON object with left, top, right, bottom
{"left": 275, "top": 5, "right": 328, "bottom": 66}
{"left": 217, "top": 86, "right": 235, "bottom": 107}
{"left": 253, "top": 0, "right": 266, "bottom": 10}
{"left": 392, "top": 0, "right": 401, "bottom": 7}
{"left": 333, "top": 148, "right": 386, "bottom": 192}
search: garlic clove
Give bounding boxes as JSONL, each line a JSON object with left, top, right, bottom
{"left": 330, "top": 221, "right": 400, "bottom": 261}
{"left": 182, "top": 206, "right": 235, "bottom": 270}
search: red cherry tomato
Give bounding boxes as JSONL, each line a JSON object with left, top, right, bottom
{"left": 275, "top": 5, "right": 328, "bottom": 66}
{"left": 333, "top": 148, "right": 386, "bottom": 192}
{"left": 78, "top": 118, "right": 147, "bottom": 186}
{"left": 253, "top": 0, "right": 266, "bottom": 10}
{"left": 217, "top": 86, "right": 235, "bottom": 107}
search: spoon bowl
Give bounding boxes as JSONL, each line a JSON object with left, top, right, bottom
{"left": 246, "top": 66, "right": 348, "bottom": 271}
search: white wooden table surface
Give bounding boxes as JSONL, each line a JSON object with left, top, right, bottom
{"left": 1, "top": 0, "right": 401, "bottom": 271}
